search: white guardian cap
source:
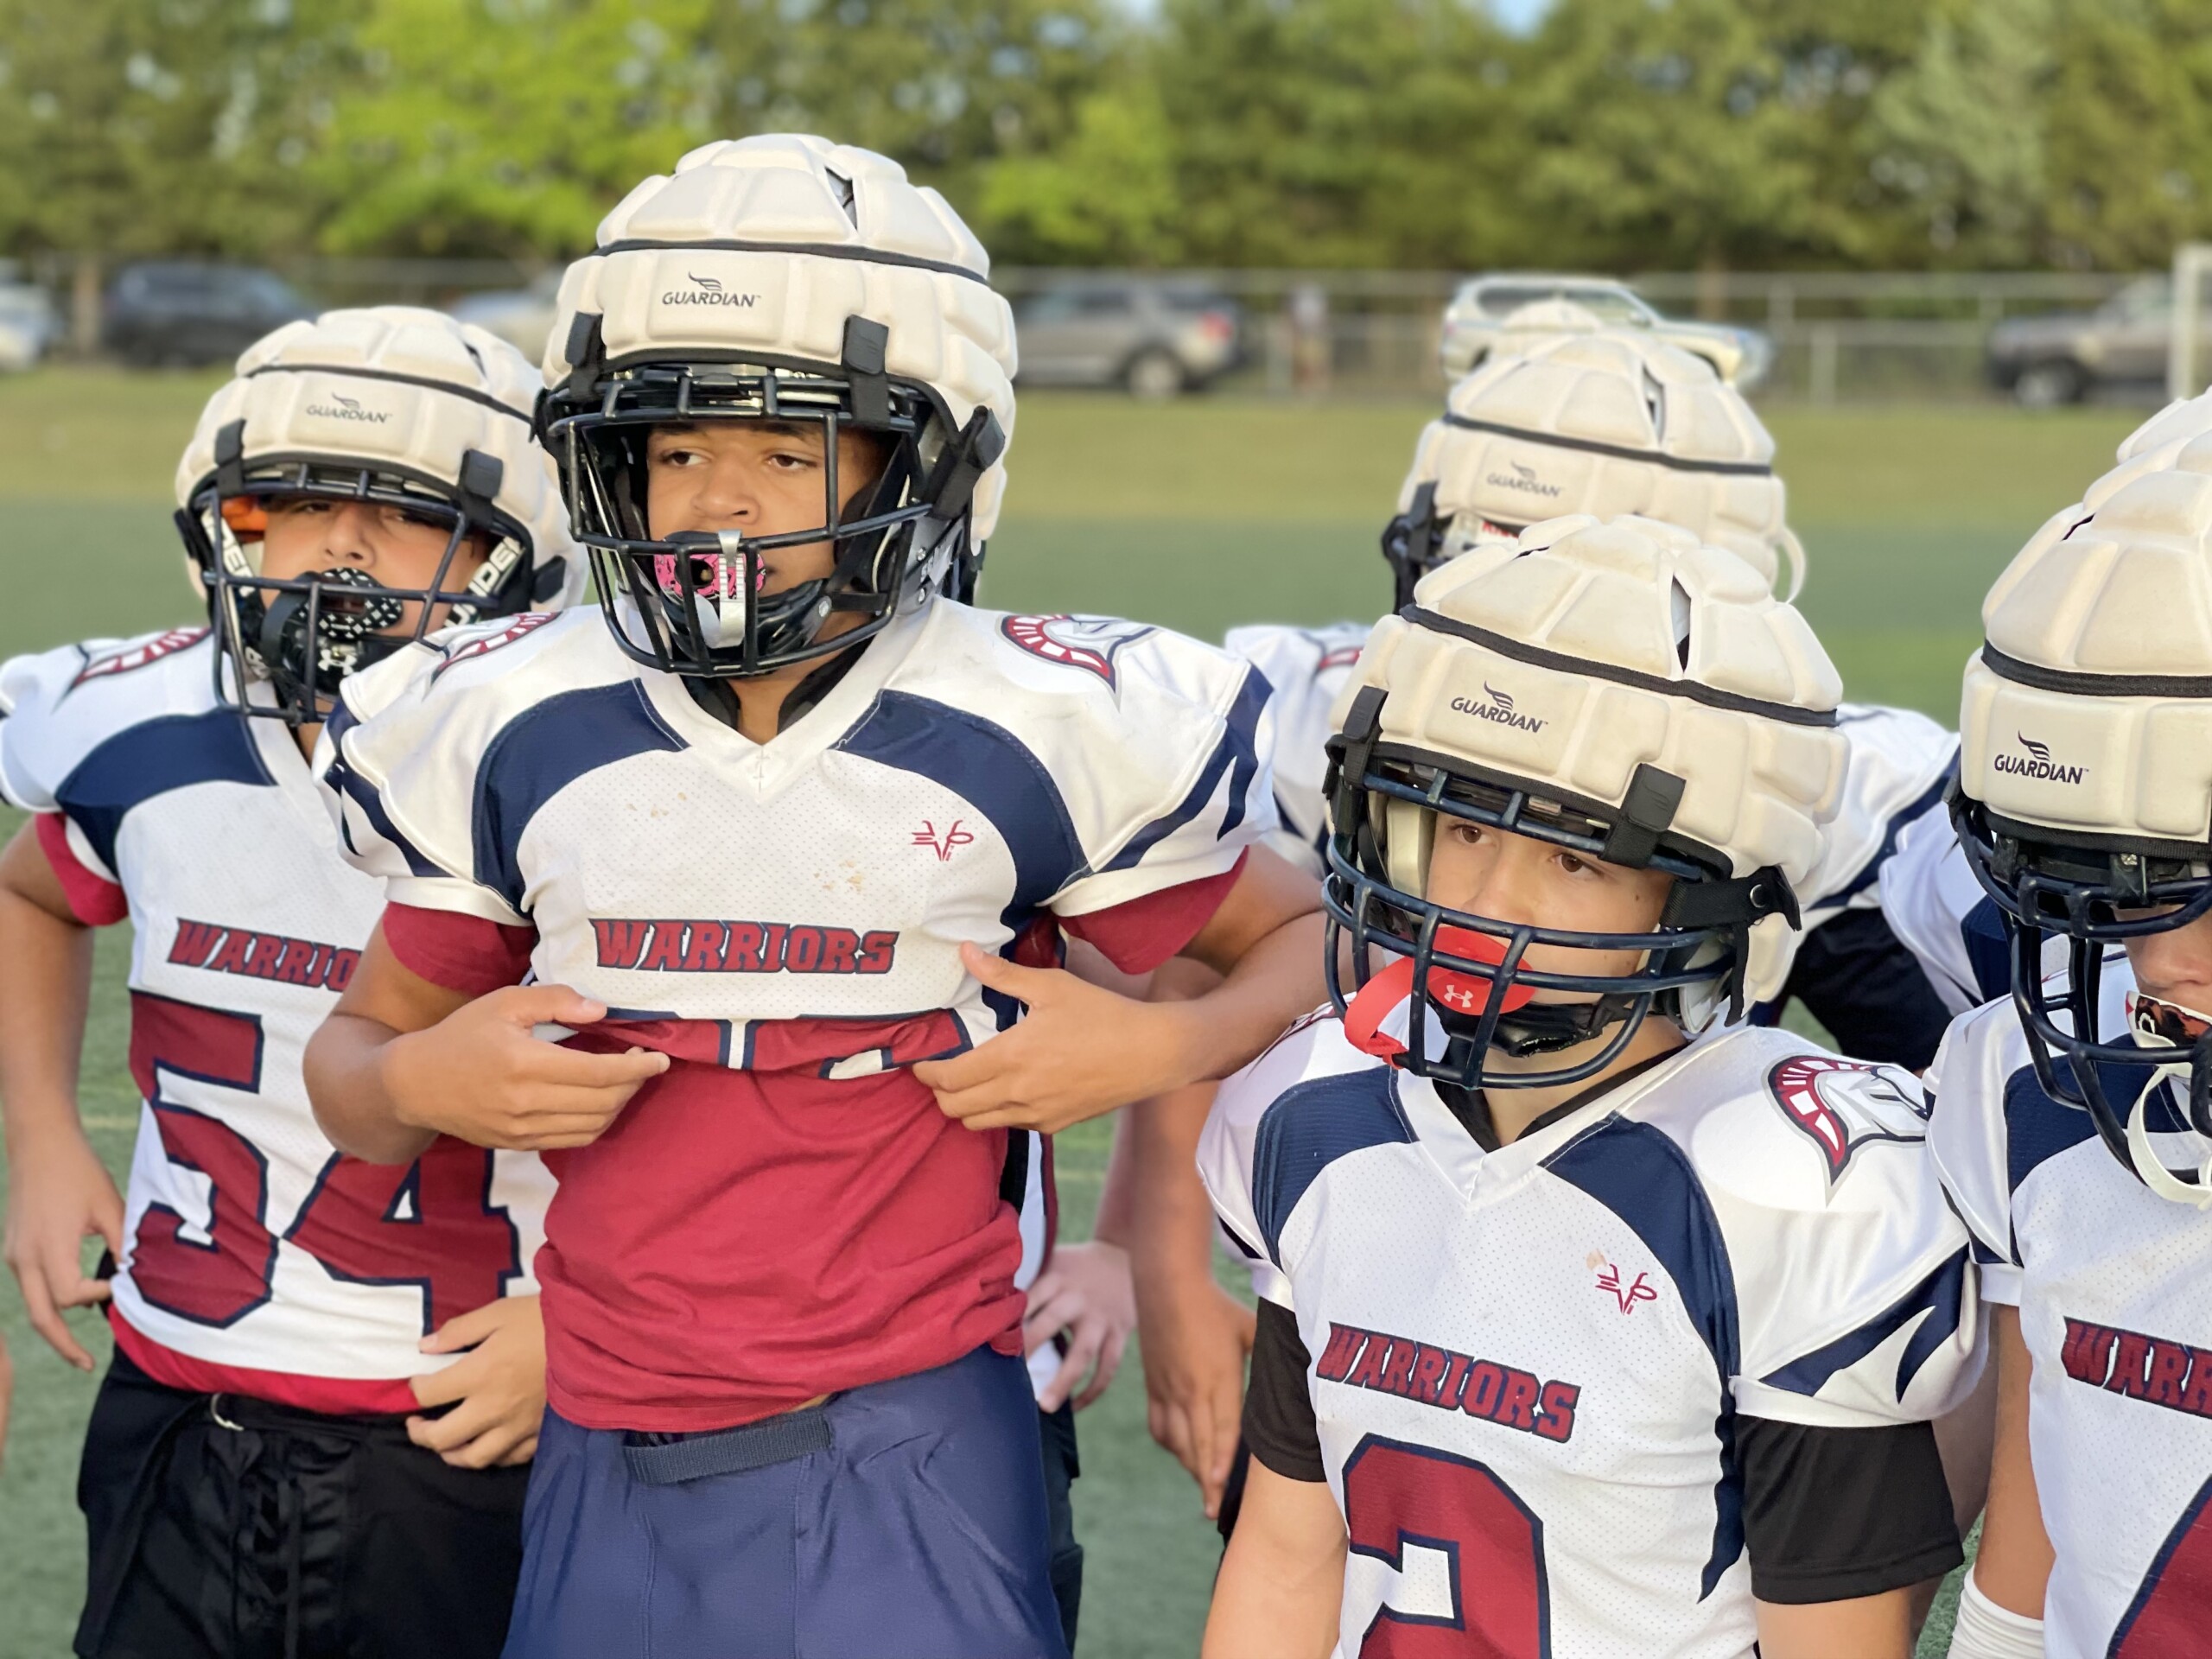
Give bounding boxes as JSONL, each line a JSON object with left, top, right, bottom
{"left": 175, "top": 305, "right": 584, "bottom": 726}
{"left": 1384, "top": 321, "right": 1801, "bottom": 611}
{"left": 1325, "top": 513, "right": 1845, "bottom": 1090}
{"left": 537, "top": 134, "right": 1018, "bottom": 679}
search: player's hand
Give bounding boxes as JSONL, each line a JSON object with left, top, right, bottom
{"left": 408, "top": 1294, "right": 546, "bottom": 1469}
{"left": 3, "top": 1122, "right": 124, "bottom": 1370}
{"left": 383, "top": 984, "right": 669, "bottom": 1152}
{"left": 916, "top": 944, "right": 1196, "bottom": 1133}
{"left": 1141, "top": 1273, "right": 1256, "bottom": 1518}
{"left": 1025, "top": 1240, "right": 1136, "bottom": 1413}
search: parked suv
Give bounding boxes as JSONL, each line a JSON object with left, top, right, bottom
{"left": 1014, "top": 282, "right": 1243, "bottom": 397}
{"left": 105, "top": 263, "right": 312, "bottom": 368}
{"left": 1440, "top": 273, "right": 1773, "bottom": 390}
{"left": 1986, "top": 276, "right": 2197, "bottom": 407}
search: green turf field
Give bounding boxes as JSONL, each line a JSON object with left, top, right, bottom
{"left": 0, "top": 368, "right": 2146, "bottom": 1656}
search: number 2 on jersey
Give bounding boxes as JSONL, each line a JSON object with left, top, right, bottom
{"left": 2110, "top": 1473, "right": 2212, "bottom": 1656}
{"left": 1342, "top": 1436, "right": 1550, "bottom": 1657}
{"left": 128, "top": 991, "right": 518, "bottom": 1332}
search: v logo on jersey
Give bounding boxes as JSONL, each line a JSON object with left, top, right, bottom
{"left": 912, "top": 819, "right": 974, "bottom": 862}
{"left": 1594, "top": 1261, "right": 1658, "bottom": 1315}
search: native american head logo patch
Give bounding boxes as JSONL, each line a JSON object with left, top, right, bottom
{"left": 1000, "top": 613, "right": 1157, "bottom": 688}
{"left": 1766, "top": 1054, "right": 1930, "bottom": 1187}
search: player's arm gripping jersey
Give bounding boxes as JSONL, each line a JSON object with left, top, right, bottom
{"left": 1199, "top": 1015, "right": 1980, "bottom": 1658}
{"left": 1926, "top": 967, "right": 2212, "bottom": 1656}
{"left": 317, "top": 600, "right": 1280, "bottom": 1431}
{"left": 0, "top": 631, "right": 551, "bottom": 1412}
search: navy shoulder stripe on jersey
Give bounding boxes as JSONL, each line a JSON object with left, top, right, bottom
{"left": 473, "top": 680, "right": 688, "bottom": 909}
{"left": 324, "top": 699, "right": 441, "bottom": 880}
{"left": 837, "top": 689, "right": 1087, "bottom": 918}
{"left": 1103, "top": 666, "right": 1269, "bottom": 870}
{"left": 1961, "top": 897, "right": 2010, "bottom": 1007}
{"left": 55, "top": 707, "right": 271, "bottom": 872}
{"left": 1758, "top": 1247, "right": 1969, "bottom": 1402}
{"left": 1544, "top": 1115, "right": 1745, "bottom": 1599}
{"left": 1251, "top": 1066, "right": 1414, "bottom": 1262}
{"left": 2001, "top": 1061, "right": 2099, "bottom": 1205}
{"left": 1820, "top": 760, "right": 1955, "bottom": 912}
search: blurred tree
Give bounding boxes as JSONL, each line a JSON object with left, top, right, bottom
{"left": 1141, "top": 0, "right": 1526, "bottom": 269}
{"left": 2041, "top": 0, "right": 2212, "bottom": 270}
{"left": 1512, "top": 0, "right": 1926, "bottom": 278}
{"left": 0, "top": 0, "right": 354, "bottom": 259}
{"left": 1853, "top": 0, "right": 2052, "bottom": 267}
{"left": 315, "top": 0, "right": 724, "bottom": 258}
{"left": 976, "top": 72, "right": 1182, "bottom": 264}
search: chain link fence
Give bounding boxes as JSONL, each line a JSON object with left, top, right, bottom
{"left": 6, "top": 252, "right": 2177, "bottom": 407}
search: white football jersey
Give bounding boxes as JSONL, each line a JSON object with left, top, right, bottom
{"left": 1929, "top": 965, "right": 2212, "bottom": 1657}
{"left": 322, "top": 601, "right": 1273, "bottom": 1041}
{"left": 0, "top": 629, "right": 551, "bottom": 1390}
{"left": 1224, "top": 621, "right": 1371, "bottom": 872}
{"left": 1224, "top": 620, "right": 1956, "bottom": 944}
{"left": 1201, "top": 1012, "right": 1980, "bottom": 1659}
{"left": 1877, "top": 801, "right": 2077, "bottom": 1018}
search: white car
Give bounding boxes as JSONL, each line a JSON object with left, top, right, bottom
{"left": 1440, "top": 274, "right": 1772, "bottom": 390}
{"left": 0, "top": 279, "right": 58, "bottom": 372}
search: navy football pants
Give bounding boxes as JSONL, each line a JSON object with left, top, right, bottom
{"left": 503, "top": 1345, "right": 1070, "bottom": 1659}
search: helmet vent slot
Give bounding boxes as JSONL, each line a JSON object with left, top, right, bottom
{"left": 1642, "top": 368, "right": 1666, "bottom": 440}
{"left": 1670, "top": 577, "right": 1693, "bottom": 669}
{"left": 826, "top": 169, "right": 858, "bottom": 226}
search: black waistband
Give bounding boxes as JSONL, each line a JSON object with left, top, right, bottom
{"left": 621, "top": 1404, "right": 834, "bottom": 1484}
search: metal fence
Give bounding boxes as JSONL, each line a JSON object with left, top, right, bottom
{"left": 16, "top": 252, "right": 2166, "bottom": 405}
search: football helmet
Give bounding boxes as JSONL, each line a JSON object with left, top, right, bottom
{"left": 1384, "top": 321, "right": 1801, "bottom": 613}
{"left": 1954, "top": 403, "right": 2212, "bottom": 1201}
{"left": 537, "top": 133, "right": 1018, "bottom": 680}
{"left": 1326, "top": 514, "right": 1845, "bottom": 1090}
{"left": 176, "top": 307, "right": 583, "bottom": 726}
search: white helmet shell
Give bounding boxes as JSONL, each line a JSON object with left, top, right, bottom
{"left": 1400, "top": 327, "right": 1801, "bottom": 595}
{"left": 1338, "top": 513, "right": 1846, "bottom": 1024}
{"left": 543, "top": 134, "right": 1018, "bottom": 539}
{"left": 1965, "top": 422, "right": 2212, "bottom": 846}
{"left": 176, "top": 305, "right": 584, "bottom": 609}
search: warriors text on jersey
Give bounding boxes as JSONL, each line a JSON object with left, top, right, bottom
{"left": 0, "top": 629, "right": 550, "bottom": 1412}
{"left": 321, "top": 598, "right": 1274, "bottom": 1432}
{"left": 1930, "top": 964, "right": 2212, "bottom": 1657}
{"left": 1200, "top": 1007, "right": 1980, "bottom": 1658}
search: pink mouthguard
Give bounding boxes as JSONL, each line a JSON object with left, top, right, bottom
{"left": 652, "top": 550, "right": 768, "bottom": 601}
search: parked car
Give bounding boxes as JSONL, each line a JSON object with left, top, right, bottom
{"left": 1985, "top": 276, "right": 2199, "bottom": 407}
{"left": 1440, "top": 273, "right": 1773, "bottom": 390}
{"left": 448, "top": 270, "right": 563, "bottom": 364}
{"left": 1013, "top": 282, "right": 1243, "bottom": 397}
{"left": 104, "top": 263, "right": 313, "bottom": 368}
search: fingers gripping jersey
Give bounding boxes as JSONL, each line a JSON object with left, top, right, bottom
{"left": 1200, "top": 1014, "right": 1980, "bottom": 1659}
{"left": 321, "top": 599, "right": 1274, "bottom": 1428}
{"left": 0, "top": 632, "right": 550, "bottom": 1408}
{"left": 1929, "top": 969, "right": 2212, "bottom": 1657}
{"left": 1224, "top": 622, "right": 1371, "bottom": 873}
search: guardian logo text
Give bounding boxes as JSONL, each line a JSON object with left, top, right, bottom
{"left": 663, "top": 273, "right": 762, "bottom": 308}
{"left": 1450, "top": 682, "right": 1548, "bottom": 734}
{"left": 306, "top": 393, "right": 390, "bottom": 424}
{"left": 1487, "top": 459, "right": 1561, "bottom": 499}
{"left": 1993, "top": 733, "right": 2086, "bottom": 785}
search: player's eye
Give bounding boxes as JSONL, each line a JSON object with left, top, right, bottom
{"left": 1557, "top": 852, "right": 1591, "bottom": 877}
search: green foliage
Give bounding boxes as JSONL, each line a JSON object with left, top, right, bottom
{"left": 4, "top": 0, "right": 2212, "bottom": 272}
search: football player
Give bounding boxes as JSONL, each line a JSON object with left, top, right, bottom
{"left": 1929, "top": 427, "right": 2212, "bottom": 1658}
{"left": 1881, "top": 385, "right": 2212, "bottom": 1021}
{"left": 0, "top": 308, "right": 582, "bottom": 1657}
{"left": 298, "top": 136, "right": 1322, "bottom": 1659}
{"left": 1201, "top": 516, "right": 1982, "bottom": 1659}
{"left": 1127, "top": 322, "right": 1961, "bottom": 1522}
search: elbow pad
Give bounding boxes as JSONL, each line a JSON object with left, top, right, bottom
{"left": 1945, "top": 1572, "right": 2044, "bottom": 1659}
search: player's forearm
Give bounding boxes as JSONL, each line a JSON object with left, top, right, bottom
{"left": 1754, "top": 1588, "right": 1914, "bottom": 1658}
{"left": 0, "top": 881, "right": 95, "bottom": 1159}
{"left": 1169, "top": 912, "right": 1326, "bottom": 1084}
{"left": 1972, "top": 1305, "right": 2053, "bottom": 1617}
{"left": 303, "top": 1013, "right": 441, "bottom": 1165}
{"left": 1122, "top": 1083, "right": 1223, "bottom": 1286}
{"left": 1202, "top": 1465, "right": 1344, "bottom": 1659}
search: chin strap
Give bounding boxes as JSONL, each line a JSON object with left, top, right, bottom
{"left": 2124, "top": 992, "right": 2212, "bottom": 1207}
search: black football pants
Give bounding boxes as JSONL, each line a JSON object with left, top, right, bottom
{"left": 75, "top": 1346, "right": 528, "bottom": 1659}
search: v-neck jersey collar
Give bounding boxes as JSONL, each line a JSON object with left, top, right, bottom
{"left": 1392, "top": 1035, "right": 1714, "bottom": 1199}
